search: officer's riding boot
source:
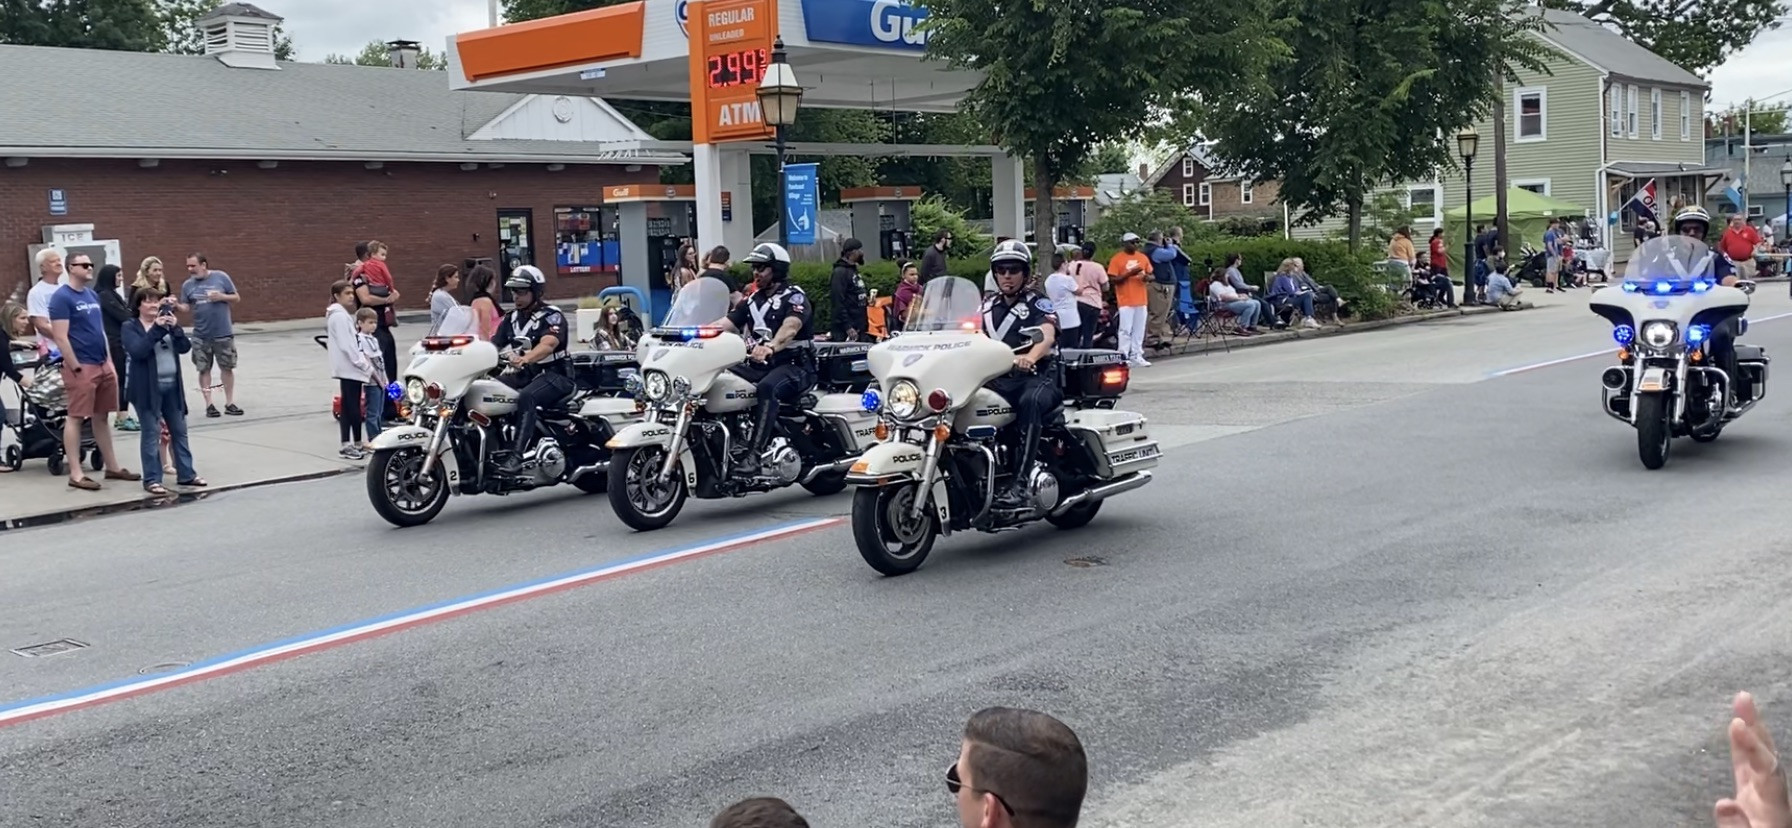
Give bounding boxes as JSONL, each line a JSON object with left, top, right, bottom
{"left": 996, "top": 420, "right": 1043, "bottom": 509}
{"left": 734, "top": 397, "right": 779, "bottom": 476}
{"left": 499, "top": 407, "right": 538, "bottom": 474}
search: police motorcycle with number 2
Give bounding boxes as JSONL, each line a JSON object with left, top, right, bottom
{"left": 363, "top": 311, "right": 641, "bottom": 528}
{"left": 603, "top": 274, "right": 878, "bottom": 531}
{"left": 846, "top": 273, "right": 1160, "bottom": 576}
{"left": 1589, "top": 233, "right": 1769, "bottom": 470}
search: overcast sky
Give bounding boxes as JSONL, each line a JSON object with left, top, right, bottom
{"left": 276, "top": 0, "right": 1788, "bottom": 108}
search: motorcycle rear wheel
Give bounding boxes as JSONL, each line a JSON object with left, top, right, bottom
{"left": 367, "top": 447, "right": 450, "bottom": 527}
{"left": 852, "top": 484, "right": 937, "bottom": 576}
{"left": 1046, "top": 499, "right": 1102, "bottom": 529}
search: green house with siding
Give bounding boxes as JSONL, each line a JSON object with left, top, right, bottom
{"left": 1291, "top": 8, "right": 1726, "bottom": 266}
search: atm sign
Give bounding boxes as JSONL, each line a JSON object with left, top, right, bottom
{"left": 687, "top": 0, "right": 776, "bottom": 143}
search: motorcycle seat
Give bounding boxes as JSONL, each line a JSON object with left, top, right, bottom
{"left": 1736, "top": 344, "right": 1767, "bottom": 362}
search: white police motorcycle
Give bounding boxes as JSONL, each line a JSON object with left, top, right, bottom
{"left": 1589, "top": 234, "right": 1768, "bottom": 469}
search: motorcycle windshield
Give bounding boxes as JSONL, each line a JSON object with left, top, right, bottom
{"left": 1622, "top": 235, "right": 1721, "bottom": 292}
{"left": 904, "top": 276, "right": 984, "bottom": 333}
{"left": 661, "top": 277, "right": 732, "bottom": 327}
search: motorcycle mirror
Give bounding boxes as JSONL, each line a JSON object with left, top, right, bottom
{"left": 1021, "top": 326, "right": 1046, "bottom": 345}
{"left": 753, "top": 326, "right": 774, "bottom": 338}
{"left": 1737, "top": 279, "right": 1758, "bottom": 295}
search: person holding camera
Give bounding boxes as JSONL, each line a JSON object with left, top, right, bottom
{"left": 122, "top": 287, "right": 203, "bottom": 495}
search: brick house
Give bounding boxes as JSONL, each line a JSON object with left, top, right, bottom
{"left": 0, "top": 3, "right": 681, "bottom": 322}
{"left": 1143, "top": 142, "right": 1283, "bottom": 222}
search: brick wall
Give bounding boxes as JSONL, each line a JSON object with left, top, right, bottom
{"left": 0, "top": 158, "right": 656, "bottom": 322}
{"left": 1206, "top": 179, "right": 1282, "bottom": 218}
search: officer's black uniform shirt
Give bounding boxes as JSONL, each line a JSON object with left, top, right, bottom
{"left": 980, "top": 288, "right": 1059, "bottom": 354}
{"left": 495, "top": 302, "right": 571, "bottom": 374}
{"left": 727, "top": 282, "right": 813, "bottom": 346}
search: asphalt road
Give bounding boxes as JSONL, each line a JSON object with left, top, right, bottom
{"left": 5, "top": 292, "right": 1792, "bottom": 827}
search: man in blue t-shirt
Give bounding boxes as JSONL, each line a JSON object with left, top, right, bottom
{"left": 49, "top": 251, "right": 136, "bottom": 489}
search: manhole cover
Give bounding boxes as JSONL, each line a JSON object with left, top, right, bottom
{"left": 1065, "top": 556, "right": 1108, "bottom": 568}
{"left": 11, "top": 638, "right": 89, "bottom": 658}
{"left": 139, "top": 661, "right": 190, "bottom": 675}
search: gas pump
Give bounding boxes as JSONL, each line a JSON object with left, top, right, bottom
{"left": 606, "top": 184, "right": 698, "bottom": 325}
{"left": 841, "top": 186, "right": 920, "bottom": 263}
{"left": 1025, "top": 186, "right": 1094, "bottom": 247}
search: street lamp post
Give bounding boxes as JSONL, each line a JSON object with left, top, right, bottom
{"left": 756, "top": 36, "right": 804, "bottom": 250}
{"left": 1457, "top": 127, "right": 1480, "bottom": 305}
{"left": 1780, "top": 160, "right": 1792, "bottom": 242}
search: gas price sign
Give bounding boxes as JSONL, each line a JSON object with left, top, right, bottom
{"left": 687, "top": 0, "right": 777, "bottom": 143}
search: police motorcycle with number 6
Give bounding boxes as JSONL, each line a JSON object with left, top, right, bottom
{"left": 364, "top": 272, "right": 641, "bottom": 527}
{"left": 1589, "top": 215, "right": 1767, "bottom": 470}
{"left": 846, "top": 241, "right": 1160, "bottom": 577}
{"left": 604, "top": 244, "right": 878, "bottom": 532}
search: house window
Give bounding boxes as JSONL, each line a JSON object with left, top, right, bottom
{"left": 1241, "top": 181, "right": 1254, "bottom": 204}
{"left": 1407, "top": 186, "right": 1440, "bottom": 224}
{"left": 1513, "top": 178, "right": 1551, "bottom": 196}
{"left": 1609, "top": 84, "right": 1623, "bottom": 137}
{"left": 1514, "top": 87, "right": 1547, "bottom": 141}
{"left": 1181, "top": 183, "right": 1195, "bottom": 207}
{"left": 1198, "top": 182, "right": 1211, "bottom": 206}
{"left": 1181, "top": 156, "right": 1194, "bottom": 178}
{"left": 1680, "top": 91, "right": 1692, "bottom": 140}
{"left": 1651, "top": 88, "right": 1662, "bottom": 139}
{"left": 1627, "top": 85, "right": 1638, "bottom": 138}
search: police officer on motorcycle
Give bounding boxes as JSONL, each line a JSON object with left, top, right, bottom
{"left": 1670, "top": 205, "right": 1752, "bottom": 403}
{"left": 715, "top": 242, "right": 816, "bottom": 477}
{"left": 982, "top": 239, "right": 1062, "bottom": 509}
{"left": 494, "top": 267, "right": 573, "bottom": 474}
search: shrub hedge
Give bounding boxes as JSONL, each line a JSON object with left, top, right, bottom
{"left": 727, "top": 237, "right": 1397, "bottom": 329}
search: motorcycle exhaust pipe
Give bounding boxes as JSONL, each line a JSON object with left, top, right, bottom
{"left": 1049, "top": 471, "right": 1154, "bottom": 518}
{"left": 570, "top": 462, "right": 607, "bottom": 481}
{"left": 1601, "top": 368, "right": 1629, "bottom": 391}
{"left": 799, "top": 457, "right": 855, "bottom": 485}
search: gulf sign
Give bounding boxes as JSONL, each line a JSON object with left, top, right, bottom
{"left": 800, "top": 0, "right": 929, "bottom": 50}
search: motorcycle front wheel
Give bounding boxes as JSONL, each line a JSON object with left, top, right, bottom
{"left": 851, "top": 484, "right": 938, "bottom": 576}
{"left": 1635, "top": 392, "right": 1671, "bottom": 470}
{"left": 367, "top": 447, "right": 450, "bottom": 527}
{"left": 607, "top": 446, "right": 687, "bottom": 531}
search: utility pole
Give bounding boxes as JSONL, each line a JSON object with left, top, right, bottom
{"left": 1744, "top": 97, "right": 1754, "bottom": 217}
{"left": 489, "top": 0, "right": 500, "bottom": 26}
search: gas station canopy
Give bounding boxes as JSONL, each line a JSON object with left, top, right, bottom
{"left": 447, "top": 0, "right": 982, "bottom": 113}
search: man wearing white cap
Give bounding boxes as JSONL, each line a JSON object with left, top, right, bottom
{"left": 1105, "top": 232, "right": 1152, "bottom": 366}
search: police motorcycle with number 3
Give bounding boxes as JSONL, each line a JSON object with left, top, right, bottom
{"left": 845, "top": 275, "right": 1160, "bottom": 576}
{"left": 603, "top": 276, "right": 877, "bottom": 532}
{"left": 1588, "top": 233, "right": 1768, "bottom": 470}
{"left": 363, "top": 322, "right": 641, "bottom": 527}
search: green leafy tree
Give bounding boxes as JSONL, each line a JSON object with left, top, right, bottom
{"left": 157, "top": 0, "right": 297, "bottom": 59}
{"left": 1540, "top": 0, "right": 1788, "bottom": 75}
{"left": 1087, "top": 188, "right": 1211, "bottom": 248}
{"left": 909, "top": 195, "right": 991, "bottom": 259}
{"left": 502, "top": 0, "right": 610, "bottom": 20}
{"left": 1327, "top": 191, "right": 1429, "bottom": 249}
{"left": 1710, "top": 101, "right": 1789, "bottom": 136}
{"left": 1201, "top": 0, "right": 1552, "bottom": 249}
{"left": 921, "top": 0, "right": 1281, "bottom": 243}
{"left": 1, "top": 0, "right": 165, "bottom": 50}
{"left": 323, "top": 39, "right": 448, "bottom": 69}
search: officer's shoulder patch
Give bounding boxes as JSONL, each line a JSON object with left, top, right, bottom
{"left": 1032, "top": 296, "right": 1056, "bottom": 315}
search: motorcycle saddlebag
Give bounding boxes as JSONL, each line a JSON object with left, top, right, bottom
{"left": 571, "top": 349, "right": 638, "bottom": 394}
{"left": 814, "top": 341, "right": 876, "bottom": 393}
{"left": 1060, "top": 348, "right": 1130, "bottom": 406}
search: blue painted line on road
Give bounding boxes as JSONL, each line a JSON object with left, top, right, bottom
{"left": 1487, "top": 310, "right": 1792, "bottom": 378}
{"left": 0, "top": 515, "right": 845, "bottom": 726}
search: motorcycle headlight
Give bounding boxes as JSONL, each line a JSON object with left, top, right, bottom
{"left": 888, "top": 380, "right": 921, "bottom": 420}
{"left": 1641, "top": 321, "right": 1677, "bottom": 349}
{"left": 405, "top": 379, "right": 426, "bottom": 405}
{"left": 644, "top": 370, "right": 670, "bottom": 401}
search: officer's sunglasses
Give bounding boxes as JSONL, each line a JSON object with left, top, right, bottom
{"left": 992, "top": 264, "right": 1026, "bottom": 276}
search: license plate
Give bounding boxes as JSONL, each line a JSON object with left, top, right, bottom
{"left": 1638, "top": 368, "right": 1669, "bottom": 392}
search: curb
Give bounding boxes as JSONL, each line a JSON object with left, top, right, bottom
{"left": 0, "top": 466, "right": 358, "bottom": 533}
{"left": 1155, "top": 304, "right": 1509, "bottom": 359}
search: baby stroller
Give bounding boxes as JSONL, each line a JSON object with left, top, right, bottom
{"left": 4, "top": 344, "right": 101, "bottom": 475}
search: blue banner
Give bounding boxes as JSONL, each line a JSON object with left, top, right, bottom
{"left": 800, "top": 0, "right": 929, "bottom": 50}
{"left": 784, "top": 162, "right": 819, "bottom": 245}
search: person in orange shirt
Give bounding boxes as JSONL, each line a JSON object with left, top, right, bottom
{"left": 1107, "top": 232, "right": 1152, "bottom": 366}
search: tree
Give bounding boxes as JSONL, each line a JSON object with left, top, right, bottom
{"left": 1540, "top": 0, "right": 1788, "bottom": 75}
{"left": 921, "top": 0, "right": 1282, "bottom": 246}
{"left": 158, "top": 0, "right": 297, "bottom": 60}
{"left": 1710, "top": 102, "right": 1789, "bottom": 136}
{"left": 1087, "top": 188, "right": 1212, "bottom": 248}
{"left": 324, "top": 39, "right": 448, "bottom": 69}
{"left": 502, "top": 0, "right": 610, "bottom": 21}
{"left": 1200, "top": 0, "right": 1551, "bottom": 249}
{"left": 1, "top": 0, "right": 165, "bottom": 51}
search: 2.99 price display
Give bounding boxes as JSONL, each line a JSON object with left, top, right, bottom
{"left": 705, "top": 47, "right": 769, "bottom": 89}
